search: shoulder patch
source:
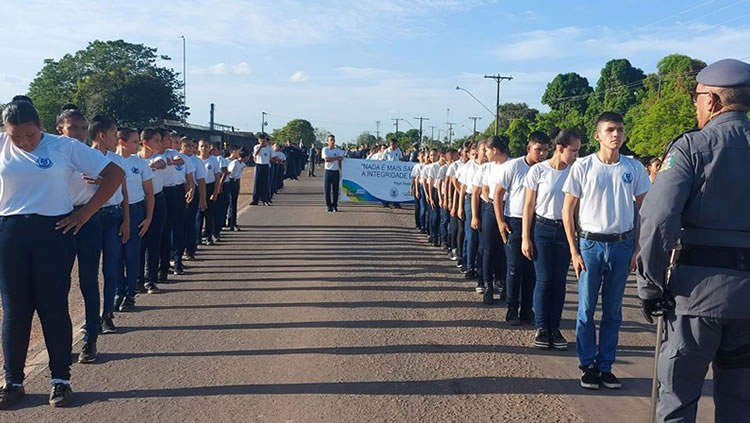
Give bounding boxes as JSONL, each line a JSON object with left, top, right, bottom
{"left": 659, "top": 128, "right": 699, "bottom": 166}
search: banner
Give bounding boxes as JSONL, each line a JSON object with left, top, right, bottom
{"left": 341, "top": 159, "right": 416, "bottom": 203}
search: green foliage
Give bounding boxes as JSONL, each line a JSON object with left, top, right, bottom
{"left": 506, "top": 117, "right": 533, "bottom": 157}
{"left": 354, "top": 131, "right": 377, "bottom": 146}
{"left": 482, "top": 103, "right": 539, "bottom": 135}
{"left": 271, "top": 119, "right": 316, "bottom": 146}
{"left": 542, "top": 72, "right": 593, "bottom": 113}
{"left": 28, "top": 40, "right": 185, "bottom": 131}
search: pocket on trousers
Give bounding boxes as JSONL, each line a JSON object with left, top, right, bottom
{"left": 579, "top": 239, "right": 596, "bottom": 251}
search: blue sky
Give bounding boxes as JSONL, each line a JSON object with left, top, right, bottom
{"left": 2, "top": 0, "right": 750, "bottom": 142}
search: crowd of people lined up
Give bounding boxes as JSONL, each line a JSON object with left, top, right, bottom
{"left": 409, "top": 112, "right": 651, "bottom": 391}
{"left": 0, "top": 95, "right": 317, "bottom": 409}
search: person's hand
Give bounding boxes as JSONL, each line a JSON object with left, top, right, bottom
{"left": 450, "top": 208, "right": 456, "bottom": 217}
{"left": 640, "top": 297, "right": 675, "bottom": 324}
{"left": 119, "top": 219, "right": 130, "bottom": 244}
{"left": 138, "top": 217, "right": 152, "bottom": 237}
{"left": 185, "top": 188, "right": 194, "bottom": 204}
{"left": 498, "top": 221, "right": 512, "bottom": 244}
{"left": 210, "top": 193, "right": 218, "bottom": 201}
{"left": 199, "top": 199, "right": 207, "bottom": 211}
{"left": 629, "top": 252, "right": 638, "bottom": 273}
{"left": 458, "top": 208, "right": 464, "bottom": 221}
{"left": 56, "top": 208, "right": 93, "bottom": 235}
{"left": 471, "top": 216, "right": 480, "bottom": 231}
{"left": 149, "top": 160, "right": 166, "bottom": 170}
{"left": 82, "top": 175, "right": 102, "bottom": 185}
{"left": 522, "top": 238, "right": 534, "bottom": 261}
{"left": 572, "top": 253, "right": 586, "bottom": 278}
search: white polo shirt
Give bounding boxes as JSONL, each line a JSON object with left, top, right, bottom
{"left": 460, "top": 160, "right": 482, "bottom": 193}
{"left": 0, "top": 133, "right": 110, "bottom": 216}
{"left": 272, "top": 151, "right": 287, "bottom": 162}
{"left": 321, "top": 147, "right": 344, "bottom": 171}
{"left": 163, "top": 149, "right": 194, "bottom": 187}
{"left": 228, "top": 159, "right": 245, "bottom": 180}
{"left": 562, "top": 153, "right": 650, "bottom": 234}
{"left": 189, "top": 155, "right": 206, "bottom": 183}
{"left": 146, "top": 153, "right": 168, "bottom": 195}
{"left": 446, "top": 161, "right": 460, "bottom": 179}
{"left": 103, "top": 151, "right": 127, "bottom": 207}
{"left": 122, "top": 154, "right": 154, "bottom": 204}
{"left": 202, "top": 155, "right": 220, "bottom": 184}
{"left": 254, "top": 144, "right": 273, "bottom": 165}
{"left": 382, "top": 147, "right": 403, "bottom": 161}
{"left": 435, "top": 163, "right": 448, "bottom": 188}
{"left": 484, "top": 161, "right": 508, "bottom": 203}
{"left": 410, "top": 163, "right": 422, "bottom": 180}
{"left": 498, "top": 156, "right": 532, "bottom": 218}
{"left": 524, "top": 160, "right": 571, "bottom": 221}
{"left": 419, "top": 162, "right": 432, "bottom": 184}
{"left": 70, "top": 149, "right": 123, "bottom": 207}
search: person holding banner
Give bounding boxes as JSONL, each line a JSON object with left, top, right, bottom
{"left": 322, "top": 134, "right": 344, "bottom": 212}
{"left": 382, "top": 137, "right": 403, "bottom": 208}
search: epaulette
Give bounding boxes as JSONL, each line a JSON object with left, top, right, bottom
{"left": 660, "top": 128, "right": 699, "bottom": 165}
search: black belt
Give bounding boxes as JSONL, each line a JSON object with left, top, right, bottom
{"left": 579, "top": 230, "right": 633, "bottom": 242}
{"left": 536, "top": 215, "right": 563, "bottom": 227}
{"left": 230, "top": 178, "right": 240, "bottom": 181}
{"left": 99, "top": 205, "right": 120, "bottom": 213}
{"left": 678, "top": 246, "right": 750, "bottom": 272}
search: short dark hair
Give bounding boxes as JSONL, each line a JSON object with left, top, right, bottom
{"left": 56, "top": 108, "right": 86, "bottom": 128}
{"left": 156, "top": 127, "right": 169, "bottom": 137}
{"left": 389, "top": 137, "right": 398, "bottom": 144}
{"left": 258, "top": 132, "right": 270, "bottom": 140}
{"left": 229, "top": 144, "right": 240, "bottom": 151}
{"left": 553, "top": 129, "right": 580, "bottom": 148}
{"left": 487, "top": 135, "right": 510, "bottom": 155}
{"left": 11, "top": 95, "right": 33, "bottom": 105}
{"left": 2, "top": 100, "right": 40, "bottom": 126}
{"left": 528, "top": 131, "right": 550, "bottom": 145}
{"left": 141, "top": 127, "right": 159, "bottom": 141}
{"left": 596, "top": 112, "right": 624, "bottom": 128}
{"left": 88, "top": 114, "right": 117, "bottom": 141}
{"left": 60, "top": 103, "right": 79, "bottom": 112}
{"left": 239, "top": 150, "right": 250, "bottom": 159}
{"left": 117, "top": 127, "right": 137, "bottom": 141}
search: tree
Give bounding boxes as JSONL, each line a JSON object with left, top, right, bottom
{"left": 271, "top": 119, "right": 316, "bottom": 146}
{"left": 28, "top": 40, "right": 185, "bottom": 130}
{"left": 314, "top": 127, "right": 331, "bottom": 146}
{"left": 626, "top": 54, "right": 706, "bottom": 156}
{"left": 506, "top": 117, "right": 533, "bottom": 157}
{"left": 354, "top": 132, "right": 377, "bottom": 146}
{"left": 541, "top": 72, "right": 593, "bottom": 114}
{"left": 482, "top": 103, "right": 539, "bottom": 135}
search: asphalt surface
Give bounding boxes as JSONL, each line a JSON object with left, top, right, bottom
{"left": 1, "top": 169, "right": 715, "bottom": 422}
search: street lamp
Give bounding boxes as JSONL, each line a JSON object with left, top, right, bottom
{"left": 180, "top": 35, "right": 187, "bottom": 122}
{"left": 261, "top": 111, "right": 268, "bottom": 135}
{"left": 455, "top": 86, "right": 495, "bottom": 117}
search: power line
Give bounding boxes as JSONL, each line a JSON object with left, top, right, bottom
{"left": 699, "top": 11, "right": 750, "bottom": 31}
{"left": 681, "top": 0, "right": 749, "bottom": 26}
{"left": 484, "top": 74, "right": 513, "bottom": 136}
{"left": 414, "top": 117, "right": 429, "bottom": 144}
{"left": 636, "top": 0, "right": 715, "bottom": 31}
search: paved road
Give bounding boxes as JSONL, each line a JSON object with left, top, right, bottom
{"left": 3, "top": 172, "right": 714, "bottom": 422}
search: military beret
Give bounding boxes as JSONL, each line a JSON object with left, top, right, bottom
{"left": 696, "top": 58, "right": 750, "bottom": 87}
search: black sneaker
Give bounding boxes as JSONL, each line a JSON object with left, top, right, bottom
{"left": 465, "top": 270, "right": 477, "bottom": 280}
{"left": 497, "top": 284, "right": 506, "bottom": 301}
{"left": 49, "top": 383, "right": 73, "bottom": 407}
{"left": 534, "top": 328, "right": 550, "bottom": 349}
{"left": 599, "top": 371, "right": 622, "bottom": 389}
{"left": 146, "top": 283, "right": 160, "bottom": 294}
{"left": 580, "top": 366, "right": 600, "bottom": 390}
{"left": 100, "top": 315, "right": 117, "bottom": 334}
{"left": 119, "top": 296, "right": 135, "bottom": 312}
{"left": 505, "top": 308, "right": 521, "bottom": 326}
{"left": 113, "top": 295, "right": 124, "bottom": 311}
{"left": 455, "top": 262, "right": 463, "bottom": 268}
{"left": 549, "top": 329, "right": 568, "bottom": 350}
{"left": 78, "top": 342, "right": 97, "bottom": 363}
{"left": 520, "top": 310, "right": 535, "bottom": 325}
{"left": 158, "top": 272, "right": 168, "bottom": 283}
{"left": 482, "top": 287, "right": 495, "bottom": 305}
{"left": 0, "top": 384, "right": 25, "bottom": 410}
{"left": 173, "top": 267, "right": 184, "bottom": 276}
{"left": 475, "top": 281, "right": 485, "bottom": 294}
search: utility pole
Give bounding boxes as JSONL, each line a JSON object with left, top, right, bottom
{"left": 261, "top": 111, "right": 267, "bottom": 135}
{"left": 391, "top": 118, "right": 403, "bottom": 139}
{"left": 210, "top": 103, "right": 215, "bottom": 131}
{"left": 413, "top": 117, "right": 429, "bottom": 145}
{"left": 484, "top": 74, "right": 513, "bottom": 135}
{"left": 180, "top": 35, "right": 187, "bottom": 122}
{"left": 468, "top": 116, "right": 482, "bottom": 142}
{"left": 375, "top": 120, "right": 381, "bottom": 142}
{"left": 446, "top": 122, "right": 456, "bottom": 145}
{"left": 429, "top": 126, "right": 436, "bottom": 143}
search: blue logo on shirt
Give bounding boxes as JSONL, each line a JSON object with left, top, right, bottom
{"left": 35, "top": 157, "right": 53, "bottom": 169}
{"left": 207, "top": 165, "right": 213, "bottom": 170}
{"left": 622, "top": 172, "right": 633, "bottom": 184}
{"left": 131, "top": 167, "right": 141, "bottom": 175}
{"left": 176, "top": 165, "right": 184, "bottom": 171}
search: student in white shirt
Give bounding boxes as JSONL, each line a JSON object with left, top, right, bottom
{"left": 226, "top": 146, "right": 250, "bottom": 231}
{"left": 495, "top": 131, "right": 550, "bottom": 325}
{"left": 179, "top": 138, "right": 207, "bottom": 261}
{"left": 251, "top": 134, "right": 273, "bottom": 205}
{"left": 0, "top": 100, "right": 123, "bottom": 408}
{"left": 165, "top": 134, "right": 194, "bottom": 275}
{"left": 271, "top": 143, "right": 287, "bottom": 196}
{"left": 198, "top": 139, "right": 222, "bottom": 244}
{"left": 444, "top": 148, "right": 462, "bottom": 260}
{"left": 478, "top": 136, "right": 510, "bottom": 304}
{"left": 116, "top": 128, "right": 154, "bottom": 313}
{"left": 450, "top": 146, "right": 470, "bottom": 263}
{"left": 459, "top": 142, "right": 485, "bottom": 280}
{"left": 419, "top": 152, "right": 433, "bottom": 232}
{"left": 211, "top": 143, "right": 229, "bottom": 239}
{"left": 321, "top": 134, "right": 344, "bottom": 212}
{"left": 138, "top": 128, "right": 169, "bottom": 294}
{"left": 409, "top": 151, "right": 424, "bottom": 230}
{"left": 562, "top": 112, "right": 650, "bottom": 390}
{"left": 425, "top": 149, "right": 442, "bottom": 245}
{"left": 522, "top": 129, "right": 580, "bottom": 350}
{"left": 437, "top": 150, "right": 453, "bottom": 246}
{"left": 382, "top": 138, "right": 404, "bottom": 208}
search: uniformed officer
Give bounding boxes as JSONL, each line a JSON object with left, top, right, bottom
{"left": 637, "top": 58, "right": 750, "bottom": 422}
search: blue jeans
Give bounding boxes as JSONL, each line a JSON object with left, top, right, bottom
{"left": 161, "top": 185, "right": 185, "bottom": 273}
{"left": 140, "top": 192, "right": 167, "bottom": 284}
{"left": 99, "top": 206, "right": 124, "bottom": 317}
{"left": 480, "top": 202, "right": 505, "bottom": 285}
{"left": 576, "top": 237, "right": 634, "bottom": 372}
{"left": 505, "top": 216, "right": 535, "bottom": 313}
{"left": 215, "top": 186, "right": 229, "bottom": 236}
{"left": 227, "top": 180, "right": 241, "bottom": 228}
{"left": 429, "top": 191, "right": 440, "bottom": 245}
{"left": 184, "top": 186, "right": 199, "bottom": 256}
{"left": 462, "top": 197, "right": 478, "bottom": 272}
{"left": 440, "top": 207, "right": 449, "bottom": 245}
{"left": 75, "top": 211, "right": 102, "bottom": 343}
{"left": 532, "top": 220, "right": 571, "bottom": 329}
{"left": 418, "top": 186, "right": 428, "bottom": 229}
{"left": 119, "top": 201, "right": 145, "bottom": 299}
{"left": 0, "top": 214, "right": 75, "bottom": 384}
{"left": 324, "top": 169, "right": 340, "bottom": 210}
